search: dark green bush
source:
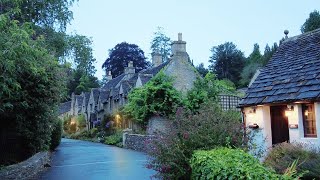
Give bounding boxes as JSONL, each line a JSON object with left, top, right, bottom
{"left": 50, "top": 120, "right": 62, "bottom": 150}
{"left": 264, "top": 142, "right": 320, "bottom": 179}
{"left": 191, "top": 148, "right": 286, "bottom": 179}
{"left": 90, "top": 128, "right": 98, "bottom": 138}
{"left": 69, "top": 130, "right": 90, "bottom": 140}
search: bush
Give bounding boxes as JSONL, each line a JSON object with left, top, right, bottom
{"left": 146, "top": 102, "right": 252, "bottom": 179}
{"left": 90, "top": 128, "right": 98, "bottom": 138}
{"left": 264, "top": 142, "right": 320, "bottom": 179}
{"left": 104, "top": 131, "right": 122, "bottom": 146}
{"left": 190, "top": 148, "right": 283, "bottom": 179}
{"left": 50, "top": 119, "right": 62, "bottom": 150}
{"left": 77, "top": 114, "right": 86, "bottom": 129}
{"left": 69, "top": 130, "right": 90, "bottom": 140}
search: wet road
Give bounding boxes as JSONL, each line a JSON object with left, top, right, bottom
{"left": 39, "top": 138, "right": 155, "bottom": 180}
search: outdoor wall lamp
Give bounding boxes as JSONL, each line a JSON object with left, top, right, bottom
{"left": 247, "top": 107, "right": 256, "bottom": 118}
{"left": 285, "top": 105, "right": 294, "bottom": 117}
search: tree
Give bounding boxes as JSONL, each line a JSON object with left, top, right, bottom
{"left": 102, "top": 42, "right": 150, "bottom": 78}
{"left": 208, "top": 42, "right": 245, "bottom": 87}
{"left": 150, "top": 27, "right": 172, "bottom": 62}
{"left": 195, "top": 63, "right": 209, "bottom": 77}
{"left": 301, "top": 10, "right": 320, "bottom": 33}
{"left": 0, "top": 15, "right": 64, "bottom": 163}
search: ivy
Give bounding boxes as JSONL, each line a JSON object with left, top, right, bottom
{"left": 124, "top": 71, "right": 183, "bottom": 124}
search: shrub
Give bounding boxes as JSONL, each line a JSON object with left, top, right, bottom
{"left": 190, "top": 148, "right": 283, "bottom": 179}
{"left": 146, "top": 102, "right": 252, "bottom": 179}
{"left": 90, "top": 128, "right": 98, "bottom": 138}
{"left": 69, "top": 130, "right": 90, "bottom": 140}
{"left": 104, "top": 131, "right": 122, "bottom": 146}
{"left": 264, "top": 142, "right": 320, "bottom": 179}
{"left": 63, "top": 115, "right": 72, "bottom": 132}
{"left": 77, "top": 114, "right": 86, "bottom": 129}
{"left": 50, "top": 119, "right": 62, "bottom": 150}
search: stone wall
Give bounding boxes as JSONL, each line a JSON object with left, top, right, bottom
{"left": 147, "top": 116, "right": 171, "bottom": 135}
{"left": 0, "top": 152, "right": 50, "bottom": 180}
{"left": 123, "top": 133, "right": 153, "bottom": 152}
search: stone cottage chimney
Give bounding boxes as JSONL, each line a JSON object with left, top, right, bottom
{"left": 124, "top": 61, "right": 135, "bottom": 79}
{"left": 151, "top": 51, "right": 162, "bottom": 67}
{"left": 172, "top": 33, "right": 186, "bottom": 54}
{"left": 106, "top": 71, "right": 112, "bottom": 81}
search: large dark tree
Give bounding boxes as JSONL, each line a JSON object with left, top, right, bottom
{"left": 209, "top": 42, "right": 245, "bottom": 87}
{"left": 150, "top": 27, "right": 172, "bottom": 62}
{"left": 301, "top": 10, "right": 320, "bottom": 33}
{"left": 102, "top": 42, "right": 150, "bottom": 78}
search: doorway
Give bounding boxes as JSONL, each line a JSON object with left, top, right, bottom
{"left": 270, "top": 105, "right": 289, "bottom": 145}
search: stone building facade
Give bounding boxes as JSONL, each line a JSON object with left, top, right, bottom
{"left": 59, "top": 33, "right": 199, "bottom": 130}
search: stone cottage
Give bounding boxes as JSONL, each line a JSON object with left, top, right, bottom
{"left": 59, "top": 33, "right": 198, "bottom": 130}
{"left": 239, "top": 28, "right": 320, "bottom": 152}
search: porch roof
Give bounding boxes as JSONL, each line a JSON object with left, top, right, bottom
{"left": 239, "top": 28, "right": 320, "bottom": 107}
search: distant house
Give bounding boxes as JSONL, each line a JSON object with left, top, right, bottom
{"left": 59, "top": 33, "right": 198, "bottom": 130}
{"left": 239, "top": 29, "right": 320, "bottom": 151}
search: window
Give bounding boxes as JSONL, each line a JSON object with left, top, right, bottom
{"left": 302, "top": 104, "right": 317, "bottom": 138}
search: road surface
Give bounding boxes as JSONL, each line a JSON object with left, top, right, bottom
{"left": 39, "top": 138, "right": 155, "bottom": 180}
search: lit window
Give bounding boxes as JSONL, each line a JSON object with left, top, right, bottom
{"left": 302, "top": 104, "right": 317, "bottom": 138}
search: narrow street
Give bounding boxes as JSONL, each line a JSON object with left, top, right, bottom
{"left": 39, "top": 139, "right": 155, "bottom": 180}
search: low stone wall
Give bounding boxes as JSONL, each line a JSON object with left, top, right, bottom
{"left": 147, "top": 116, "right": 171, "bottom": 135}
{"left": 123, "top": 133, "right": 153, "bottom": 152}
{"left": 0, "top": 152, "right": 50, "bottom": 180}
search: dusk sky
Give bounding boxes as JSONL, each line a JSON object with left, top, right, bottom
{"left": 67, "top": 1, "right": 317, "bottom": 79}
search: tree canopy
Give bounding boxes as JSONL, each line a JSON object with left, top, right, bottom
{"left": 301, "top": 10, "right": 320, "bottom": 33}
{"left": 102, "top": 42, "right": 150, "bottom": 78}
{"left": 150, "top": 27, "right": 172, "bottom": 62}
{"left": 195, "top": 63, "right": 209, "bottom": 77}
{"left": 209, "top": 42, "right": 245, "bottom": 87}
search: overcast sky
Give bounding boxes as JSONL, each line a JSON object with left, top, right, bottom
{"left": 67, "top": 0, "right": 317, "bottom": 79}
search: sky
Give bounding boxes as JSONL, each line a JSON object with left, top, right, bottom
{"left": 67, "top": 0, "right": 317, "bottom": 80}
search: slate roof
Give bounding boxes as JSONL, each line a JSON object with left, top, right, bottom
{"left": 92, "top": 88, "right": 100, "bottom": 103}
{"left": 99, "top": 90, "right": 110, "bottom": 103}
{"left": 140, "top": 61, "right": 169, "bottom": 75}
{"left": 59, "top": 101, "right": 71, "bottom": 114}
{"left": 240, "top": 28, "right": 320, "bottom": 107}
{"left": 76, "top": 95, "right": 83, "bottom": 107}
{"left": 102, "top": 74, "right": 125, "bottom": 90}
{"left": 84, "top": 92, "right": 90, "bottom": 107}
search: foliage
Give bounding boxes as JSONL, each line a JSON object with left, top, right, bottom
{"left": 208, "top": 42, "right": 245, "bottom": 87}
{"left": 104, "top": 131, "right": 123, "bottom": 146}
{"left": 264, "top": 142, "right": 320, "bottom": 179}
{"left": 301, "top": 10, "right": 320, "bottom": 33}
{"left": 240, "top": 43, "right": 278, "bottom": 87}
{"left": 50, "top": 119, "right": 63, "bottom": 150}
{"left": 150, "top": 27, "right": 172, "bottom": 62}
{"left": 101, "top": 114, "right": 115, "bottom": 135}
{"left": 124, "top": 71, "right": 183, "bottom": 124}
{"left": 0, "top": 15, "right": 64, "bottom": 161}
{"left": 63, "top": 115, "right": 72, "bottom": 132}
{"left": 190, "top": 148, "right": 297, "bottom": 180}
{"left": 146, "top": 102, "right": 250, "bottom": 179}
{"left": 0, "top": 0, "right": 76, "bottom": 31}
{"left": 90, "top": 128, "right": 98, "bottom": 138}
{"left": 195, "top": 63, "right": 209, "bottom": 77}
{"left": 102, "top": 42, "right": 150, "bottom": 78}
{"left": 76, "top": 114, "right": 86, "bottom": 129}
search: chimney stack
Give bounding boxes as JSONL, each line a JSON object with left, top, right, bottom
{"left": 106, "top": 71, "right": 112, "bottom": 81}
{"left": 124, "top": 61, "right": 135, "bottom": 79}
{"left": 151, "top": 51, "right": 162, "bottom": 67}
{"left": 172, "top": 33, "right": 186, "bottom": 54}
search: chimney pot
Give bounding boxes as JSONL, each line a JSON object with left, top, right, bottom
{"left": 178, "top": 33, "right": 182, "bottom": 41}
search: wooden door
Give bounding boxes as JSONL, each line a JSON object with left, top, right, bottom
{"left": 270, "top": 105, "right": 289, "bottom": 145}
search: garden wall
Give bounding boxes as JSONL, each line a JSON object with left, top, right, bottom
{"left": 147, "top": 116, "right": 171, "bottom": 135}
{"left": 0, "top": 152, "right": 50, "bottom": 180}
{"left": 123, "top": 133, "right": 154, "bottom": 152}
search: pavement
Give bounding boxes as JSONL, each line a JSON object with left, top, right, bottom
{"left": 39, "top": 138, "right": 155, "bottom": 180}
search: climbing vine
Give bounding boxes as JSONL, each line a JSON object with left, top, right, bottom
{"left": 123, "top": 71, "right": 183, "bottom": 124}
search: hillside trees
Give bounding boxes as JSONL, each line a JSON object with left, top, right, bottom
{"left": 301, "top": 10, "right": 320, "bottom": 33}
{"left": 209, "top": 42, "right": 245, "bottom": 87}
{"left": 102, "top": 42, "right": 150, "bottom": 78}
